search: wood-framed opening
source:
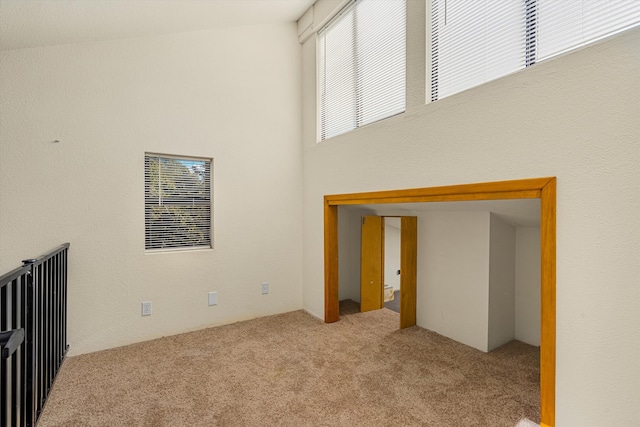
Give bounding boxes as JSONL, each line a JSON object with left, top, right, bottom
{"left": 324, "top": 177, "right": 556, "bottom": 427}
{"left": 359, "top": 215, "right": 418, "bottom": 329}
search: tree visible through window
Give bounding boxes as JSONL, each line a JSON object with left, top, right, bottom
{"left": 144, "top": 154, "right": 212, "bottom": 251}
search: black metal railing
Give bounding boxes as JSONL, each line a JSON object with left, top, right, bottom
{"left": 1, "top": 243, "right": 70, "bottom": 427}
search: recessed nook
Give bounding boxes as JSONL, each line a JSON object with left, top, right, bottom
{"left": 324, "top": 177, "right": 556, "bottom": 427}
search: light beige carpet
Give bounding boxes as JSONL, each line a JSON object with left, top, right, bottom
{"left": 516, "top": 418, "right": 540, "bottom": 427}
{"left": 39, "top": 305, "right": 539, "bottom": 426}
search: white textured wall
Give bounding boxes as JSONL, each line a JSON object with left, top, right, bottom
{"left": 488, "top": 214, "right": 516, "bottom": 351}
{"left": 384, "top": 217, "right": 401, "bottom": 290}
{"left": 301, "top": 1, "right": 640, "bottom": 424}
{"left": 0, "top": 24, "right": 303, "bottom": 355}
{"left": 417, "top": 211, "right": 490, "bottom": 352}
{"left": 337, "top": 207, "right": 352, "bottom": 302}
{"left": 337, "top": 207, "right": 364, "bottom": 302}
{"left": 516, "top": 227, "right": 541, "bottom": 346}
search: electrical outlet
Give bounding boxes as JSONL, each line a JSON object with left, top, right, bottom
{"left": 261, "top": 282, "right": 269, "bottom": 295}
{"left": 208, "top": 291, "right": 218, "bottom": 306}
{"left": 141, "top": 301, "right": 152, "bottom": 316}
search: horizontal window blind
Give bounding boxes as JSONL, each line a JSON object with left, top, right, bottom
{"left": 431, "top": 0, "right": 640, "bottom": 102}
{"left": 144, "top": 154, "right": 212, "bottom": 251}
{"left": 319, "top": 3, "right": 357, "bottom": 141}
{"left": 319, "top": 0, "right": 406, "bottom": 141}
{"left": 431, "top": 0, "right": 530, "bottom": 101}
{"left": 537, "top": 0, "right": 640, "bottom": 61}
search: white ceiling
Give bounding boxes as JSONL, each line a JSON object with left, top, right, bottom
{"left": 344, "top": 198, "right": 541, "bottom": 227}
{"left": 0, "top": 0, "right": 315, "bottom": 51}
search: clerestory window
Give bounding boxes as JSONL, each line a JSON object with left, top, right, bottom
{"left": 430, "top": 0, "right": 640, "bottom": 101}
{"left": 318, "top": 0, "right": 406, "bottom": 142}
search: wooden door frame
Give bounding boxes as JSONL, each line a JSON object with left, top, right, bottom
{"left": 360, "top": 216, "right": 385, "bottom": 312}
{"left": 360, "top": 215, "right": 418, "bottom": 328}
{"left": 399, "top": 216, "right": 417, "bottom": 329}
{"left": 324, "top": 177, "right": 556, "bottom": 427}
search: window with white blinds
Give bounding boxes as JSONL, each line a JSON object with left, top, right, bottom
{"left": 144, "top": 153, "right": 212, "bottom": 251}
{"left": 430, "top": 0, "right": 640, "bottom": 102}
{"left": 431, "top": 0, "right": 532, "bottom": 101}
{"left": 318, "top": 0, "right": 406, "bottom": 141}
{"left": 537, "top": 0, "right": 640, "bottom": 61}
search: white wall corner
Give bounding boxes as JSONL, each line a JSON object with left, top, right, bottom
{"left": 515, "top": 227, "right": 541, "bottom": 346}
{"left": 337, "top": 207, "right": 352, "bottom": 301}
{"left": 487, "top": 214, "right": 517, "bottom": 352}
{"left": 416, "top": 211, "right": 491, "bottom": 352}
{"left": 311, "top": 0, "right": 352, "bottom": 36}
{"left": 297, "top": 5, "right": 314, "bottom": 43}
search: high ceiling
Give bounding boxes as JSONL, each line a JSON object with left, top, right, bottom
{"left": 0, "top": 1, "right": 542, "bottom": 228}
{"left": 0, "top": 0, "right": 315, "bottom": 51}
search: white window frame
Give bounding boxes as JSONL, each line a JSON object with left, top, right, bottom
{"left": 144, "top": 153, "right": 212, "bottom": 252}
{"left": 427, "top": 0, "right": 640, "bottom": 103}
{"left": 317, "top": 0, "right": 407, "bottom": 142}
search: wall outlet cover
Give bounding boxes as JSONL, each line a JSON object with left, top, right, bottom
{"left": 141, "top": 301, "right": 152, "bottom": 316}
{"left": 261, "top": 282, "right": 269, "bottom": 295}
{"left": 208, "top": 291, "right": 218, "bottom": 306}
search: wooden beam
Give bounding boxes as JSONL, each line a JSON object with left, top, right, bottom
{"left": 325, "top": 177, "right": 552, "bottom": 206}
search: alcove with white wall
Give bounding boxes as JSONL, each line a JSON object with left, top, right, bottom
{"left": 337, "top": 207, "right": 371, "bottom": 303}
{"left": 417, "top": 210, "right": 540, "bottom": 352}
{"left": 339, "top": 203, "right": 540, "bottom": 352}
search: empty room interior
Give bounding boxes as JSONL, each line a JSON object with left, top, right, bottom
{"left": 338, "top": 199, "right": 541, "bottom": 353}
{"left": 1, "top": 1, "right": 639, "bottom": 426}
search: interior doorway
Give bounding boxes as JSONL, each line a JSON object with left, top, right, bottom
{"left": 323, "top": 177, "right": 556, "bottom": 427}
{"left": 360, "top": 215, "right": 417, "bottom": 329}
